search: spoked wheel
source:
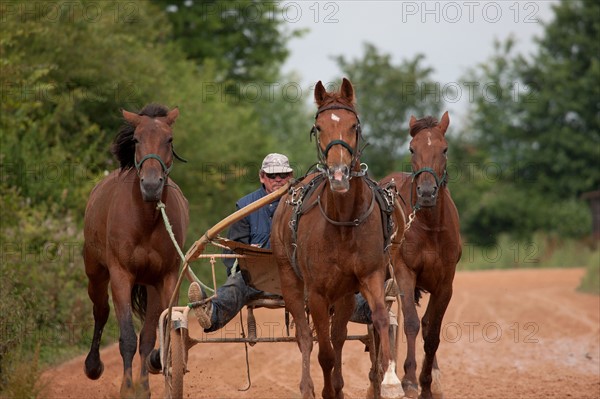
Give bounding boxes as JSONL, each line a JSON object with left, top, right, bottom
{"left": 165, "top": 327, "right": 187, "bottom": 399}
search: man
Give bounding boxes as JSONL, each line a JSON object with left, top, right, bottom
{"left": 188, "top": 153, "right": 294, "bottom": 331}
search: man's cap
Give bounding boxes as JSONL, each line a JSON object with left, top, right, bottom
{"left": 261, "top": 153, "right": 293, "bottom": 174}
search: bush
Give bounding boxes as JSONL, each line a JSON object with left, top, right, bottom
{"left": 578, "top": 255, "right": 600, "bottom": 295}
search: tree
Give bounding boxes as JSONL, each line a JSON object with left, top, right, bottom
{"left": 461, "top": 0, "right": 598, "bottom": 242}
{"left": 335, "top": 43, "right": 445, "bottom": 178}
{"left": 153, "top": 0, "right": 302, "bottom": 83}
{"left": 468, "top": 1, "right": 599, "bottom": 199}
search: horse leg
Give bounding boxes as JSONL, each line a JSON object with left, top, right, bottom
{"left": 330, "top": 294, "right": 354, "bottom": 399}
{"left": 419, "top": 289, "right": 452, "bottom": 399}
{"left": 395, "top": 265, "right": 420, "bottom": 398}
{"left": 361, "top": 273, "right": 404, "bottom": 399}
{"left": 308, "top": 292, "right": 336, "bottom": 399}
{"left": 109, "top": 270, "right": 138, "bottom": 398}
{"left": 84, "top": 261, "right": 110, "bottom": 380}
{"left": 137, "top": 285, "right": 162, "bottom": 398}
{"left": 280, "top": 270, "right": 315, "bottom": 399}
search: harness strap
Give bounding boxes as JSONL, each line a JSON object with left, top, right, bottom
{"left": 373, "top": 179, "right": 400, "bottom": 250}
{"left": 287, "top": 173, "right": 398, "bottom": 279}
{"left": 288, "top": 174, "right": 327, "bottom": 280}
{"left": 316, "top": 188, "right": 375, "bottom": 227}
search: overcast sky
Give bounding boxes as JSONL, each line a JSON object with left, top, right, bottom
{"left": 279, "top": 0, "right": 557, "bottom": 125}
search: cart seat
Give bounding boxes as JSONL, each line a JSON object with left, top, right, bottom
{"left": 213, "top": 237, "right": 283, "bottom": 297}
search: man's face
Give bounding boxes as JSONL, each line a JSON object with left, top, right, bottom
{"left": 260, "top": 171, "right": 293, "bottom": 194}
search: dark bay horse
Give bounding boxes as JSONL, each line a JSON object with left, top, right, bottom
{"left": 381, "top": 112, "right": 461, "bottom": 399}
{"left": 83, "top": 104, "right": 189, "bottom": 397}
{"left": 272, "top": 79, "right": 405, "bottom": 399}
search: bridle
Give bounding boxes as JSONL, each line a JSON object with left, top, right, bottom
{"left": 410, "top": 167, "right": 448, "bottom": 210}
{"left": 309, "top": 104, "right": 367, "bottom": 178}
{"left": 134, "top": 146, "right": 187, "bottom": 176}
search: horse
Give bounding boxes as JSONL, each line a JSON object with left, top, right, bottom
{"left": 83, "top": 104, "right": 189, "bottom": 397}
{"left": 271, "top": 78, "right": 405, "bottom": 399}
{"left": 380, "top": 112, "right": 461, "bottom": 399}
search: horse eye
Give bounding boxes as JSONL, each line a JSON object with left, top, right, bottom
{"left": 132, "top": 138, "right": 139, "bottom": 144}
{"left": 167, "top": 137, "right": 173, "bottom": 144}
{"left": 443, "top": 148, "right": 448, "bottom": 156}
{"left": 409, "top": 147, "right": 414, "bottom": 154}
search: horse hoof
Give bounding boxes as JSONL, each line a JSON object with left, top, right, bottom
{"left": 402, "top": 381, "right": 419, "bottom": 398}
{"left": 84, "top": 358, "right": 104, "bottom": 380}
{"left": 146, "top": 349, "right": 162, "bottom": 374}
{"left": 381, "top": 382, "right": 405, "bottom": 399}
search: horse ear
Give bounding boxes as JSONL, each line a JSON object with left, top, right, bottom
{"left": 340, "top": 78, "right": 355, "bottom": 103}
{"left": 122, "top": 109, "right": 142, "bottom": 126}
{"left": 438, "top": 111, "right": 450, "bottom": 135}
{"left": 166, "top": 107, "right": 179, "bottom": 126}
{"left": 314, "top": 81, "right": 327, "bottom": 106}
{"left": 409, "top": 115, "right": 418, "bottom": 137}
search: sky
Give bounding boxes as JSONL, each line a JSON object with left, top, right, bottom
{"left": 278, "top": 0, "right": 557, "bottom": 126}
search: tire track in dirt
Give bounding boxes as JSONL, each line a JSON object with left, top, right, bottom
{"left": 40, "top": 268, "right": 599, "bottom": 399}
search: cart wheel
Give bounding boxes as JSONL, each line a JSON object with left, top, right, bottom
{"left": 165, "top": 328, "right": 186, "bottom": 399}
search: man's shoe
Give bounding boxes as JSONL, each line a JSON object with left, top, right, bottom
{"left": 188, "top": 282, "right": 212, "bottom": 329}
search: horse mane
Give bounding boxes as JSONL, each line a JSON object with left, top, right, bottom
{"left": 409, "top": 116, "right": 438, "bottom": 136}
{"left": 317, "top": 91, "right": 356, "bottom": 112}
{"left": 111, "top": 104, "right": 170, "bottom": 169}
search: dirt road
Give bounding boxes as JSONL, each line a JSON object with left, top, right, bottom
{"left": 41, "top": 268, "right": 599, "bottom": 398}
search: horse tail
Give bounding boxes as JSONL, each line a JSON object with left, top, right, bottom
{"left": 414, "top": 288, "right": 425, "bottom": 306}
{"left": 131, "top": 284, "right": 147, "bottom": 322}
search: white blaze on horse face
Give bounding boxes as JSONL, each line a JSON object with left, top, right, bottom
{"left": 427, "top": 131, "right": 432, "bottom": 146}
{"left": 331, "top": 113, "right": 340, "bottom": 122}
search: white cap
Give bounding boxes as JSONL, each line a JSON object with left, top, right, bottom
{"left": 261, "top": 153, "right": 293, "bottom": 174}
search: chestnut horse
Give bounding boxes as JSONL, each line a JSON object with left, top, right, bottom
{"left": 272, "top": 79, "right": 405, "bottom": 399}
{"left": 381, "top": 112, "right": 461, "bottom": 399}
{"left": 83, "top": 104, "right": 189, "bottom": 397}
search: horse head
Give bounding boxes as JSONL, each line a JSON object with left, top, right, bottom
{"left": 312, "top": 78, "right": 362, "bottom": 193}
{"left": 122, "top": 107, "right": 179, "bottom": 202}
{"left": 408, "top": 111, "right": 450, "bottom": 208}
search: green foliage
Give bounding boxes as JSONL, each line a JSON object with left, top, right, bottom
{"left": 578, "top": 259, "right": 600, "bottom": 295}
{"left": 0, "top": 343, "right": 42, "bottom": 398}
{"left": 0, "top": 186, "right": 99, "bottom": 382}
{"left": 334, "top": 43, "right": 445, "bottom": 178}
{"left": 460, "top": 0, "right": 599, "bottom": 243}
{"left": 153, "top": 0, "right": 302, "bottom": 83}
{"left": 0, "top": 1, "right": 313, "bottom": 390}
{"left": 1, "top": 0, "right": 182, "bottom": 216}
{"left": 459, "top": 233, "right": 599, "bottom": 271}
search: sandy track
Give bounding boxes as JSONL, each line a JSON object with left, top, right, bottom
{"left": 40, "top": 268, "right": 600, "bottom": 398}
